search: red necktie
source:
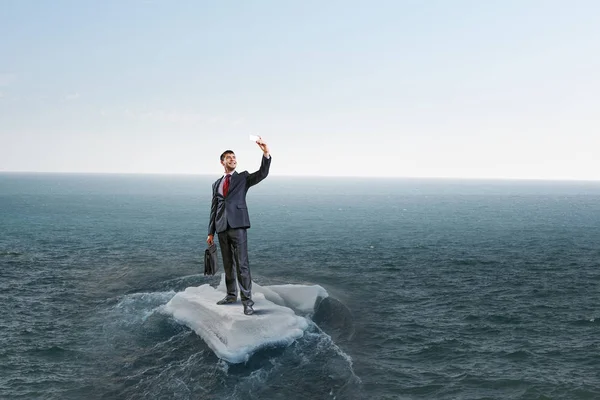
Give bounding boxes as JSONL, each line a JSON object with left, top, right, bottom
{"left": 223, "top": 174, "right": 231, "bottom": 197}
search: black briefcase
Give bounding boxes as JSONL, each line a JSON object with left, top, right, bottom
{"left": 204, "top": 243, "right": 218, "bottom": 276}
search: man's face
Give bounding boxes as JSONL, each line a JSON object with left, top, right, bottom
{"left": 221, "top": 153, "right": 237, "bottom": 171}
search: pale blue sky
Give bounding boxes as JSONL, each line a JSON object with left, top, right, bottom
{"left": 1, "top": 0, "right": 599, "bottom": 179}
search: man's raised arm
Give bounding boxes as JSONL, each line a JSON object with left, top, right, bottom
{"left": 247, "top": 138, "right": 271, "bottom": 187}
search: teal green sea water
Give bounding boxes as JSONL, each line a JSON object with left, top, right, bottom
{"left": 1, "top": 173, "right": 599, "bottom": 399}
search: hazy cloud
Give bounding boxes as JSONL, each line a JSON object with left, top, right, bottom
{"left": 0, "top": 73, "right": 16, "bottom": 86}
{"left": 65, "top": 92, "right": 80, "bottom": 101}
{"left": 120, "top": 108, "right": 240, "bottom": 127}
{"left": 143, "top": 110, "right": 208, "bottom": 124}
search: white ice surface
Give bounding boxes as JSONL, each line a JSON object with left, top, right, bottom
{"left": 163, "top": 276, "right": 328, "bottom": 364}
{"left": 216, "top": 274, "right": 328, "bottom": 314}
{"left": 262, "top": 284, "right": 329, "bottom": 313}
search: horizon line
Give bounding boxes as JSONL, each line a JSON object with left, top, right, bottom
{"left": 1, "top": 170, "right": 600, "bottom": 183}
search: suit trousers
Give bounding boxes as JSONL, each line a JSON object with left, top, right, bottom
{"left": 217, "top": 228, "right": 253, "bottom": 306}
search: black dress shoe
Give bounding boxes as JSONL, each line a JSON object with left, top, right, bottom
{"left": 216, "top": 296, "right": 237, "bottom": 305}
{"left": 243, "top": 304, "right": 254, "bottom": 315}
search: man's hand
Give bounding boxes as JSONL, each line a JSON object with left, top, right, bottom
{"left": 256, "top": 137, "right": 270, "bottom": 158}
{"left": 207, "top": 234, "right": 214, "bottom": 246}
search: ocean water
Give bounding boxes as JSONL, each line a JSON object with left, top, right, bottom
{"left": 1, "top": 173, "right": 599, "bottom": 400}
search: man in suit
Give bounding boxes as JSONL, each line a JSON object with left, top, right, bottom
{"left": 206, "top": 138, "right": 271, "bottom": 315}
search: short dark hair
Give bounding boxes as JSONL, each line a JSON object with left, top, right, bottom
{"left": 220, "top": 150, "right": 235, "bottom": 162}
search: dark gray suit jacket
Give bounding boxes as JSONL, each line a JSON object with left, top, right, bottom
{"left": 208, "top": 155, "right": 271, "bottom": 235}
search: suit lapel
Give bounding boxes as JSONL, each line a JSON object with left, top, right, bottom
{"left": 216, "top": 171, "right": 238, "bottom": 197}
{"left": 229, "top": 171, "right": 240, "bottom": 193}
{"left": 215, "top": 176, "right": 224, "bottom": 198}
